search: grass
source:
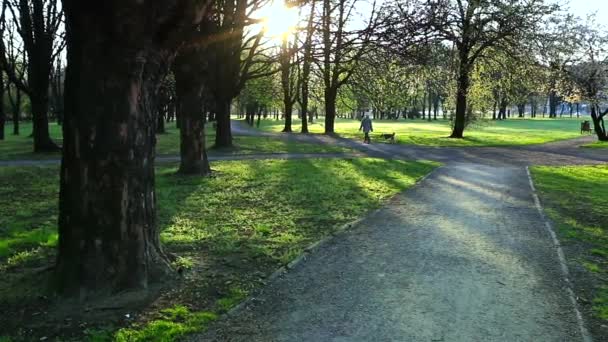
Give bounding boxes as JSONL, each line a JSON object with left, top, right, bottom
{"left": 256, "top": 117, "right": 589, "bottom": 147}
{"left": 0, "top": 122, "right": 352, "bottom": 161}
{"left": 113, "top": 306, "right": 218, "bottom": 342}
{"left": 0, "top": 158, "right": 437, "bottom": 340}
{"left": 531, "top": 165, "right": 608, "bottom": 322}
{"left": 582, "top": 141, "right": 608, "bottom": 149}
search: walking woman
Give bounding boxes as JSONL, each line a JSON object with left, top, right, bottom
{"left": 359, "top": 114, "right": 373, "bottom": 144}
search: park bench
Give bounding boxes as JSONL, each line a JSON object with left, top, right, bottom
{"left": 581, "top": 120, "right": 592, "bottom": 134}
{"left": 380, "top": 132, "right": 396, "bottom": 144}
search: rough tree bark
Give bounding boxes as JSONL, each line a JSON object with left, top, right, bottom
{"left": 324, "top": 88, "right": 337, "bottom": 134}
{"left": 215, "top": 99, "right": 233, "bottom": 147}
{"left": 0, "top": 72, "right": 5, "bottom": 140}
{"left": 281, "top": 35, "right": 295, "bottom": 133}
{"left": 549, "top": 91, "right": 559, "bottom": 118}
{"left": 173, "top": 50, "right": 211, "bottom": 175}
{"left": 591, "top": 105, "right": 608, "bottom": 141}
{"left": 451, "top": 58, "right": 471, "bottom": 138}
{"left": 7, "top": 84, "right": 21, "bottom": 135}
{"left": 57, "top": 0, "right": 206, "bottom": 295}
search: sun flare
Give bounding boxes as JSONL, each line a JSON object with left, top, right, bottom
{"left": 259, "top": 1, "right": 299, "bottom": 41}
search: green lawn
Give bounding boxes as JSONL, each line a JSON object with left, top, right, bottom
{"left": 0, "top": 158, "right": 437, "bottom": 341}
{"left": 0, "top": 122, "right": 351, "bottom": 161}
{"left": 257, "top": 117, "right": 589, "bottom": 147}
{"left": 531, "top": 165, "right": 608, "bottom": 323}
{"left": 582, "top": 141, "right": 608, "bottom": 149}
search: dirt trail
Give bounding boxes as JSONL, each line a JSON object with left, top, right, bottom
{"left": 195, "top": 164, "right": 585, "bottom": 341}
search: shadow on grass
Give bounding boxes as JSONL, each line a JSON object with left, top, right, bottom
{"left": 0, "top": 158, "right": 436, "bottom": 340}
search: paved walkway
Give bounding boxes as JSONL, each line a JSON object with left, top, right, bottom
{"left": 196, "top": 164, "right": 584, "bottom": 341}
{"left": 189, "top": 122, "right": 605, "bottom": 341}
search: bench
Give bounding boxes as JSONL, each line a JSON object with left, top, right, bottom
{"left": 581, "top": 121, "right": 592, "bottom": 134}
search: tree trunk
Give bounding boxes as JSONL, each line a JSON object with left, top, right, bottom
{"left": 300, "top": 93, "right": 309, "bottom": 133}
{"left": 11, "top": 87, "right": 21, "bottom": 135}
{"left": 177, "top": 89, "right": 210, "bottom": 175}
{"left": 282, "top": 102, "right": 293, "bottom": 133}
{"left": 0, "top": 73, "right": 5, "bottom": 140}
{"left": 173, "top": 48, "right": 211, "bottom": 175}
{"left": 422, "top": 91, "right": 427, "bottom": 119}
{"left": 427, "top": 86, "right": 432, "bottom": 122}
{"left": 156, "top": 109, "right": 166, "bottom": 134}
{"left": 451, "top": 60, "right": 471, "bottom": 138}
{"left": 518, "top": 104, "right": 525, "bottom": 118}
{"left": 215, "top": 99, "right": 233, "bottom": 148}
{"left": 324, "top": 88, "right": 337, "bottom": 134}
{"left": 549, "top": 91, "right": 558, "bottom": 118}
{"left": 498, "top": 100, "right": 507, "bottom": 120}
{"left": 56, "top": 1, "right": 183, "bottom": 295}
{"left": 31, "top": 94, "right": 59, "bottom": 151}
{"left": 591, "top": 106, "right": 608, "bottom": 141}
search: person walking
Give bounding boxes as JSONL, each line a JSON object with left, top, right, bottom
{"left": 359, "top": 114, "right": 373, "bottom": 144}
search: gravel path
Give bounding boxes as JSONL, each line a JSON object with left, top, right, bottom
{"left": 195, "top": 164, "right": 585, "bottom": 342}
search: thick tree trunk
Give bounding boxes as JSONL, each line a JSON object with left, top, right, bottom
{"left": 499, "top": 100, "right": 507, "bottom": 120}
{"left": 301, "top": 95, "right": 309, "bottom": 133}
{"left": 31, "top": 94, "right": 59, "bottom": 152}
{"left": 215, "top": 99, "right": 233, "bottom": 148}
{"left": 173, "top": 49, "right": 211, "bottom": 175}
{"left": 57, "top": 2, "right": 179, "bottom": 295}
{"left": 591, "top": 106, "right": 608, "bottom": 141}
{"left": 422, "top": 91, "right": 427, "bottom": 119}
{"left": 324, "top": 88, "right": 337, "bottom": 134}
{"left": 156, "top": 110, "right": 166, "bottom": 134}
{"left": 427, "top": 87, "right": 432, "bottom": 122}
{"left": 177, "top": 92, "right": 210, "bottom": 174}
{"left": 11, "top": 88, "right": 21, "bottom": 135}
{"left": 282, "top": 102, "right": 293, "bottom": 133}
{"left": 549, "top": 91, "right": 558, "bottom": 118}
{"left": 451, "top": 61, "right": 471, "bottom": 138}
{"left": 518, "top": 104, "right": 525, "bottom": 118}
{"left": 0, "top": 74, "right": 5, "bottom": 140}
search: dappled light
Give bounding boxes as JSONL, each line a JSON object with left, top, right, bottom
{"left": 2, "top": 0, "right": 608, "bottom": 340}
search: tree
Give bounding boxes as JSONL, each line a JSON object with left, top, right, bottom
{"left": 173, "top": 19, "right": 214, "bottom": 176}
{"left": 57, "top": 1, "right": 208, "bottom": 295}
{"left": 280, "top": 33, "right": 298, "bottom": 132}
{"left": 351, "top": 52, "right": 412, "bottom": 119}
{"left": 318, "top": 0, "right": 378, "bottom": 134}
{"left": 568, "top": 18, "right": 608, "bottom": 141}
{"left": 239, "top": 72, "right": 279, "bottom": 125}
{"left": 419, "top": 0, "right": 555, "bottom": 137}
{"left": 297, "top": 0, "right": 316, "bottom": 133}
{"left": 0, "top": 4, "right": 5, "bottom": 140}
{"left": 536, "top": 13, "right": 582, "bottom": 118}
{"left": 2, "top": 17, "right": 25, "bottom": 135}
{"left": 1, "top": 0, "right": 64, "bottom": 151}
{"left": 205, "top": 0, "right": 275, "bottom": 148}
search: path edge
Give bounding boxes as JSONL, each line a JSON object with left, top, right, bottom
{"left": 218, "top": 163, "right": 444, "bottom": 320}
{"left": 525, "top": 166, "right": 593, "bottom": 342}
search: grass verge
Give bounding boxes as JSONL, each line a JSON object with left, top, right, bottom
{"left": 531, "top": 165, "right": 608, "bottom": 338}
{"left": 581, "top": 141, "right": 608, "bottom": 149}
{"left": 0, "top": 158, "right": 437, "bottom": 341}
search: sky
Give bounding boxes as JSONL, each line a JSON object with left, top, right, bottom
{"left": 562, "top": 0, "right": 608, "bottom": 19}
